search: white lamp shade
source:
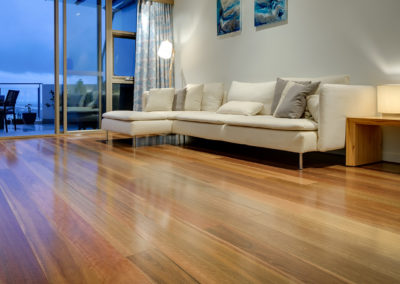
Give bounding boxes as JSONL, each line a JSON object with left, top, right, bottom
{"left": 377, "top": 85, "right": 400, "bottom": 114}
{"left": 157, "top": 40, "right": 173, "bottom": 59}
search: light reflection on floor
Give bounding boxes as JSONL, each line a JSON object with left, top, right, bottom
{"left": 0, "top": 123, "right": 90, "bottom": 137}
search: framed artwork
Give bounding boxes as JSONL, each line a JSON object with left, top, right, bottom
{"left": 217, "top": 0, "right": 241, "bottom": 36}
{"left": 254, "top": 0, "right": 287, "bottom": 27}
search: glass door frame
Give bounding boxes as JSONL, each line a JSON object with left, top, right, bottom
{"left": 111, "top": 31, "right": 136, "bottom": 83}
{"left": 0, "top": 1, "right": 56, "bottom": 139}
{"left": 54, "top": 0, "right": 60, "bottom": 134}
{"left": 53, "top": 0, "right": 136, "bottom": 133}
{"left": 105, "top": 0, "right": 136, "bottom": 113}
{"left": 0, "top": 0, "right": 114, "bottom": 138}
{"left": 54, "top": 0, "right": 108, "bottom": 134}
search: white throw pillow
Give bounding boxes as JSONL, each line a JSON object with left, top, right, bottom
{"left": 144, "top": 88, "right": 175, "bottom": 112}
{"left": 184, "top": 84, "right": 204, "bottom": 111}
{"left": 227, "top": 81, "right": 276, "bottom": 115}
{"left": 217, "top": 101, "right": 264, "bottom": 116}
{"left": 307, "top": 94, "right": 319, "bottom": 122}
{"left": 201, "top": 82, "right": 224, "bottom": 111}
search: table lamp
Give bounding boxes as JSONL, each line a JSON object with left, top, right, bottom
{"left": 157, "top": 40, "right": 175, "bottom": 88}
{"left": 377, "top": 84, "right": 400, "bottom": 118}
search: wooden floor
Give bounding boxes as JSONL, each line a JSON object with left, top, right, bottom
{"left": 0, "top": 134, "right": 399, "bottom": 284}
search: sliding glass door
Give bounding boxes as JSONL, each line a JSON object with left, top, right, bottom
{"left": 0, "top": 0, "right": 136, "bottom": 137}
{"left": 0, "top": 0, "right": 55, "bottom": 137}
{"left": 62, "top": 0, "right": 136, "bottom": 131}
{"left": 63, "top": 0, "right": 105, "bottom": 131}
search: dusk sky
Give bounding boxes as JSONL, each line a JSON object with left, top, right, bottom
{"left": 0, "top": 0, "right": 54, "bottom": 83}
{"left": 0, "top": 0, "right": 108, "bottom": 84}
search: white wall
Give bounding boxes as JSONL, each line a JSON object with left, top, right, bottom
{"left": 173, "top": 0, "right": 400, "bottom": 162}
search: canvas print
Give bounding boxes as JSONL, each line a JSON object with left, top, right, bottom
{"left": 254, "top": 0, "right": 287, "bottom": 27}
{"left": 217, "top": 0, "right": 241, "bottom": 36}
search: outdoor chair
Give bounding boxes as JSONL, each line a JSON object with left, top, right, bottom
{"left": 1, "top": 90, "right": 20, "bottom": 132}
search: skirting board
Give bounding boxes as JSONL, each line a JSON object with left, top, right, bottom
{"left": 383, "top": 151, "right": 400, "bottom": 164}
{"left": 316, "top": 149, "right": 400, "bottom": 164}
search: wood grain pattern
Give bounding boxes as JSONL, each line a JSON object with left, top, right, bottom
{"left": 128, "top": 249, "right": 198, "bottom": 284}
{"left": 346, "top": 117, "right": 400, "bottom": 166}
{"left": 0, "top": 187, "right": 49, "bottom": 284}
{"left": 0, "top": 133, "right": 399, "bottom": 283}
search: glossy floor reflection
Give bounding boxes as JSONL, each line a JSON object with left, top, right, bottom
{"left": 0, "top": 133, "right": 399, "bottom": 283}
{"left": 0, "top": 122, "right": 97, "bottom": 137}
{"left": 0, "top": 123, "right": 55, "bottom": 137}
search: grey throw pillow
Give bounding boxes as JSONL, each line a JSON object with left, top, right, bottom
{"left": 271, "top": 78, "right": 312, "bottom": 114}
{"left": 172, "top": 88, "right": 186, "bottom": 111}
{"left": 274, "top": 82, "right": 320, "bottom": 119}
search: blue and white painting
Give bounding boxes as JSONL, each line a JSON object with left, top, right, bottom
{"left": 254, "top": 0, "right": 287, "bottom": 27}
{"left": 217, "top": 0, "right": 241, "bottom": 36}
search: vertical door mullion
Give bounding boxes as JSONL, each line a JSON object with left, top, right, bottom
{"left": 62, "top": 0, "right": 67, "bottom": 133}
{"left": 97, "top": 0, "right": 103, "bottom": 127}
{"left": 106, "top": 0, "right": 112, "bottom": 112}
{"left": 54, "top": 0, "right": 60, "bottom": 134}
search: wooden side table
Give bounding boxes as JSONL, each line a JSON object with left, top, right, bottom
{"left": 346, "top": 117, "right": 400, "bottom": 166}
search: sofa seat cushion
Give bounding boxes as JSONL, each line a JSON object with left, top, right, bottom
{"left": 174, "top": 112, "right": 236, "bottom": 125}
{"left": 223, "top": 125, "right": 318, "bottom": 153}
{"left": 174, "top": 112, "right": 317, "bottom": 130}
{"left": 224, "top": 115, "right": 318, "bottom": 131}
{"left": 172, "top": 121, "right": 317, "bottom": 153}
{"left": 102, "top": 111, "right": 186, "bottom": 121}
{"left": 103, "top": 111, "right": 317, "bottom": 131}
{"left": 102, "top": 118, "right": 173, "bottom": 136}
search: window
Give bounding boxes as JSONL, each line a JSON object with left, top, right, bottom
{"left": 107, "top": 0, "right": 137, "bottom": 111}
{"left": 113, "top": 37, "right": 136, "bottom": 77}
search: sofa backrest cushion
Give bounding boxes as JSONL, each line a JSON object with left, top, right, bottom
{"left": 201, "top": 82, "right": 225, "bottom": 112}
{"left": 144, "top": 88, "right": 175, "bottom": 112}
{"left": 143, "top": 88, "right": 175, "bottom": 111}
{"left": 142, "top": 91, "right": 149, "bottom": 110}
{"left": 173, "top": 88, "right": 186, "bottom": 111}
{"left": 144, "top": 88, "right": 186, "bottom": 111}
{"left": 282, "top": 75, "right": 350, "bottom": 121}
{"left": 184, "top": 84, "right": 204, "bottom": 111}
{"left": 282, "top": 75, "right": 350, "bottom": 94}
{"left": 227, "top": 81, "right": 276, "bottom": 115}
{"left": 307, "top": 95, "right": 319, "bottom": 122}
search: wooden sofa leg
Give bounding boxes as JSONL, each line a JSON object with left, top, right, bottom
{"left": 299, "top": 153, "right": 303, "bottom": 170}
{"left": 133, "top": 137, "right": 137, "bottom": 148}
{"left": 106, "top": 131, "right": 109, "bottom": 143}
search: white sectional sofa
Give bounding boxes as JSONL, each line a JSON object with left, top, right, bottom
{"left": 102, "top": 75, "right": 377, "bottom": 169}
